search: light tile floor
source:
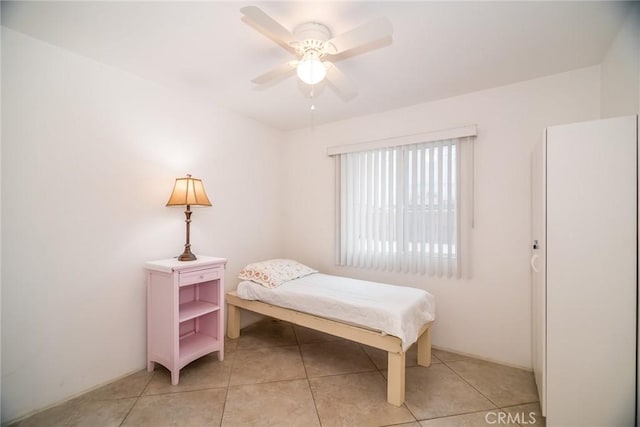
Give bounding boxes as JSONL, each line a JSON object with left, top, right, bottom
{"left": 11, "top": 319, "right": 545, "bottom": 426}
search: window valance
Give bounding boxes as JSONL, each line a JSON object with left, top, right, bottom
{"left": 327, "top": 124, "right": 477, "bottom": 157}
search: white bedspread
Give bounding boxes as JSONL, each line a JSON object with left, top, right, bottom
{"left": 236, "top": 273, "right": 435, "bottom": 350}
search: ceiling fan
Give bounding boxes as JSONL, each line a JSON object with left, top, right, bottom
{"left": 240, "top": 6, "right": 393, "bottom": 100}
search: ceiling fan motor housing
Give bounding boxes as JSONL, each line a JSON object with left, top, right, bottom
{"left": 291, "top": 22, "right": 332, "bottom": 58}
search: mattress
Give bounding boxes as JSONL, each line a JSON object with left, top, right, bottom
{"left": 236, "top": 273, "right": 435, "bottom": 350}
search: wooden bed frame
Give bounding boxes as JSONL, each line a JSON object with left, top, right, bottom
{"left": 226, "top": 291, "right": 433, "bottom": 406}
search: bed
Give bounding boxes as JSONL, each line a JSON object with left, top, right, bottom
{"left": 226, "top": 260, "right": 436, "bottom": 406}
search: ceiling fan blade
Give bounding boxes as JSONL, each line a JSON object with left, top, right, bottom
{"left": 241, "top": 6, "right": 297, "bottom": 49}
{"left": 325, "top": 63, "right": 357, "bottom": 100}
{"left": 325, "top": 17, "right": 393, "bottom": 55}
{"left": 252, "top": 61, "right": 298, "bottom": 85}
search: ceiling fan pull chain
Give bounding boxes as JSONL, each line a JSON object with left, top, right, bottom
{"left": 309, "top": 85, "right": 316, "bottom": 129}
{"left": 310, "top": 85, "right": 317, "bottom": 112}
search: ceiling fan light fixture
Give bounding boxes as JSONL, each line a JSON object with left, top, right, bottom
{"left": 296, "top": 51, "right": 327, "bottom": 85}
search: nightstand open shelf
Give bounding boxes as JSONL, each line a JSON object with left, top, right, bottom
{"left": 179, "top": 332, "right": 218, "bottom": 365}
{"left": 179, "top": 301, "right": 220, "bottom": 322}
{"left": 145, "top": 256, "right": 227, "bottom": 385}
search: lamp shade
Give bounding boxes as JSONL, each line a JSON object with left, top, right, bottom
{"left": 166, "top": 174, "right": 212, "bottom": 207}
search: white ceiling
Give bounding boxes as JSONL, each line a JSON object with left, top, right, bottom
{"left": 1, "top": 1, "right": 633, "bottom": 131}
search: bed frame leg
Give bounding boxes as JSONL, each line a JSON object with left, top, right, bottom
{"left": 227, "top": 304, "right": 240, "bottom": 339}
{"left": 417, "top": 325, "right": 432, "bottom": 367}
{"left": 387, "top": 351, "right": 406, "bottom": 406}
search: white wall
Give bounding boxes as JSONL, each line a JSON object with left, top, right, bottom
{"left": 282, "top": 66, "right": 601, "bottom": 369}
{"left": 1, "top": 28, "right": 284, "bottom": 423}
{"left": 601, "top": 3, "right": 640, "bottom": 117}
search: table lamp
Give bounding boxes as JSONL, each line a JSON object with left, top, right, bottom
{"left": 166, "top": 174, "right": 212, "bottom": 261}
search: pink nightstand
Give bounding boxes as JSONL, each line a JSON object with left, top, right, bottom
{"left": 145, "top": 256, "right": 227, "bottom": 385}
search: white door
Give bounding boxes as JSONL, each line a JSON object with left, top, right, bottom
{"left": 530, "top": 138, "right": 546, "bottom": 415}
{"left": 545, "top": 115, "right": 637, "bottom": 427}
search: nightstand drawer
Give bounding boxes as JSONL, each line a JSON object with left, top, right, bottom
{"left": 179, "top": 268, "right": 220, "bottom": 286}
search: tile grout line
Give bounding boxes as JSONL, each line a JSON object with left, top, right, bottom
{"left": 118, "top": 370, "right": 155, "bottom": 427}
{"left": 437, "top": 359, "right": 503, "bottom": 411}
{"left": 415, "top": 407, "right": 511, "bottom": 424}
{"left": 132, "top": 384, "right": 229, "bottom": 398}
{"left": 419, "top": 355, "right": 527, "bottom": 426}
{"left": 218, "top": 341, "right": 238, "bottom": 427}
{"left": 293, "top": 326, "right": 324, "bottom": 427}
{"left": 402, "top": 354, "right": 513, "bottom": 424}
{"left": 438, "top": 356, "right": 541, "bottom": 423}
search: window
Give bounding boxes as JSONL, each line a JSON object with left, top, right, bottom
{"left": 332, "top": 129, "right": 475, "bottom": 278}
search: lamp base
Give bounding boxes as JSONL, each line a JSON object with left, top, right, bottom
{"left": 177, "top": 206, "right": 197, "bottom": 261}
{"left": 177, "top": 245, "right": 197, "bottom": 261}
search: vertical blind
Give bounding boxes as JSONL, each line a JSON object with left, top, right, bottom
{"left": 336, "top": 136, "right": 474, "bottom": 278}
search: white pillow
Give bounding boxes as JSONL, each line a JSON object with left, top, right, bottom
{"left": 238, "top": 259, "right": 317, "bottom": 288}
